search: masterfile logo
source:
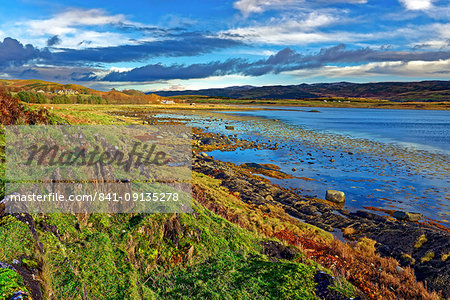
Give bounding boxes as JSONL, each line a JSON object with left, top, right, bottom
{"left": 5, "top": 125, "right": 192, "bottom": 213}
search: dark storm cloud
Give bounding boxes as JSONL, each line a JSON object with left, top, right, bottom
{"left": 47, "top": 32, "right": 243, "bottom": 64}
{"left": 2, "top": 37, "right": 449, "bottom": 83}
{"left": 46, "top": 35, "right": 61, "bottom": 47}
{"left": 88, "top": 44, "right": 450, "bottom": 82}
{"left": 0, "top": 37, "right": 50, "bottom": 68}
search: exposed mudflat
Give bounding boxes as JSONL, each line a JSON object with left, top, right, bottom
{"left": 130, "top": 108, "right": 449, "bottom": 227}
{"left": 114, "top": 106, "right": 450, "bottom": 297}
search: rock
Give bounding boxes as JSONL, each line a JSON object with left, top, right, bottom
{"left": 265, "top": 195, "right": 274, "bottom": 201}
{"left": 400, "top": 254, "right": 416, "bottom": 266}
{"left": 241, "top": 163, "right": 275, "bottom": 171}
{"left": 261, "top": 240, "right": 297, "bottom": 260}
{"left": 329, "top": 159, "right": 335, "bottom": 162}
{"left": 225, "top": 125, "right": 234, "bottom": 130}
{"left": 0, "top": 198, "right": 5, "bottom": 218}
{"left": 396, "top": 266, "right": 405, "bottom": 273}
{"left": 200, "top": 152, "right": 209, "bottom": 158}
{"left": 325, "top": 190, "right": 345, "bottom": 203}
{"left": 393, "top": 211, "right": 423, "bottom": 222}
{"left": 292, "top": 168, "right": 297, "bottom": 172}
{"left": 200, "top": 137, "right": 217, "bottom": 145}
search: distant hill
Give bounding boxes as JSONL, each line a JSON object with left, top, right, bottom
{"left": 0, "top": 79, "right": 161, "bottom": 104}
{"left": 151, "top": 81, "right": 450, "bottom": 102}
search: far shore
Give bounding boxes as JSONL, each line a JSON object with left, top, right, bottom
{"left": 164, "top": 97, "right": 450, "bottom": 110}
{"left": 31, "top": 98, "right": 450, "bottom": 112}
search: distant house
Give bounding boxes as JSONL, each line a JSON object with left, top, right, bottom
{"left": 161, "top": 100, "right": 175, "bottom": 104}
{"left": 54, "top": 89, "right": 79, "bottom": 95}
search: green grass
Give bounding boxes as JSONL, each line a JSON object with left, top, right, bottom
{"left": 0, "top": 216, "right": 35, "bottom": 263}
{"left": 327, "top": 276, "right": 359, "bottom": 298}
{"left": 152, "top": 254, "right": 318, "bottom": 299}
{"left": 0, "top": 269, "right": 29, "bottom": 300}
{"left": 33, "top": 203, "right": 319, "bottom": 299}
{"left": 0, "top": 101, "right": 360, "bottom": 299}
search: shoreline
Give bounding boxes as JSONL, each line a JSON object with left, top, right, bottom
{"left": 192, "top": 150, "right": 450, "bottom": 296}
{"left": 168, "top": 99, "right": 450, "bottom": 111}
{"left": 31, "top": 100, "right": 450, "bottom": 111}
{"left": 4, "top": 100, "right": 448, "bottom": 298}
{"left": 114, "top": 104, "right": 449, "bottom": 294}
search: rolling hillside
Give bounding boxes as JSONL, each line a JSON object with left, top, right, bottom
{"left": 152, "top": 81, "right": 450, "bottom": 102}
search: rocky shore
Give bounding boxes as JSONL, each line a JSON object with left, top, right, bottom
{"left": 192, "top": 135, "right": 450, "bottom": 297}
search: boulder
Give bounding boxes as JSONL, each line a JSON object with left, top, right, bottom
{"left": 0, "top": 198, "right": 5, "bottom": 218}
{"left": 325, "top": 190, "right": 345, "bottom": 203}
{"left": 393, "top": 211, "right": 423, "bottom": 222}
{"left": 225, "top": 125, "right": 234, "bottom": 130}
{"left": 200, "top": 137, "right": 217, "bottom": 145}
{"left": 261, "top": 240, "right": 297, "bottom": 260}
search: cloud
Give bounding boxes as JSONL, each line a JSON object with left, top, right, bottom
{"left": 79, "top": 44, "right": 450, "bottom": 82}
{"left": 399, "top": 0, "right": 434, "bottom": 10}
{"left": 19, "top": 8, "right": 143, "bottom": 49}
{"left": 233, "top": 0, "right": 367, "bottom": 16}
{"left": 0, "top": 37, "right": 49, "bottom": 68}
{"left": 220, "top": 13, "right": 372, "bottom": 45}
{"left": 0, "top": 33, "right": 242, "bottom": 70}
{"left": 17, "top": 8, "right": 199, "bottom": 50}
{"left": 25, "top": 8, "right": 127, "bottom": 36}
{"left": 47, "top": 32, "right": 243, "bottom": 64}
{"left": 412, "top": 39, "right": 450, "bottom": 50}
{"left": 47, "top": 35, "right": 61, "bottom": 47}
{"left": 288, "top": 59, "right": 450, "bottom": 78}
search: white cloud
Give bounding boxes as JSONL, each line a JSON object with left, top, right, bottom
{"left": 286, "top": 59, "right": 450, "bottom": 78}
{"left": 412, "top": 39, "right": 450, "bottom": 49}
{"left": 26, "top": 9, "right": 126, "bottom": 36}
{"left": 234, "top": 0, "right": 290, "bottom": 16}
{"left": 93, "top": 66, "right": 134, "bottom": 79}
{"left": 16, "top": 9, "right": 133, "bottom": 49}
{"left": 233, "top": 0, "right": 367, "bottom": 16}
{"left": 399, "top": 0, "right": 434, "bottom": 10}
{"left": 221, "top": 13, "right": 372, "bottom": 45}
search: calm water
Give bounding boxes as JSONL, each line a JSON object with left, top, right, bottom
{"left": 226, "top": 107, "right": 450, "bottom": 155}
{"left": 152, "top": 107, "right": 449, "bottom": 225}
{"left": 204, "top": 107, "right": 450, "bottom": 225}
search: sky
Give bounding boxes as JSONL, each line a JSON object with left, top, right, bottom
{"left": 0, "top": 0, "right": 449, "bottom": 91}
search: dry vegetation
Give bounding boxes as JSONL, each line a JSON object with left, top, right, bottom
{"left": 0, "top": 88, "right": 50, "bottom": 125}
{"left": 193, "top": 172, "right": 442, "bottom": 299}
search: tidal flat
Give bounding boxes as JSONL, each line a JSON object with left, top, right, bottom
{"left": 134, "top": 106, "right": 449, "bottom": 228}
{"left": 112, "top": 105, "right": 450, "bottom": 295}
{"left": 14, "top": 101, "right": 449, "bottom": 297}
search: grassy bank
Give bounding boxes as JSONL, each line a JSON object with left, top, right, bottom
{"left": 0, "top": 97, "right": 443, "bottom": 299}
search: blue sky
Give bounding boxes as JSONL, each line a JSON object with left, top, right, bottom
{"left": 0, "top": 0, "right": 449, "bottom": 91}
